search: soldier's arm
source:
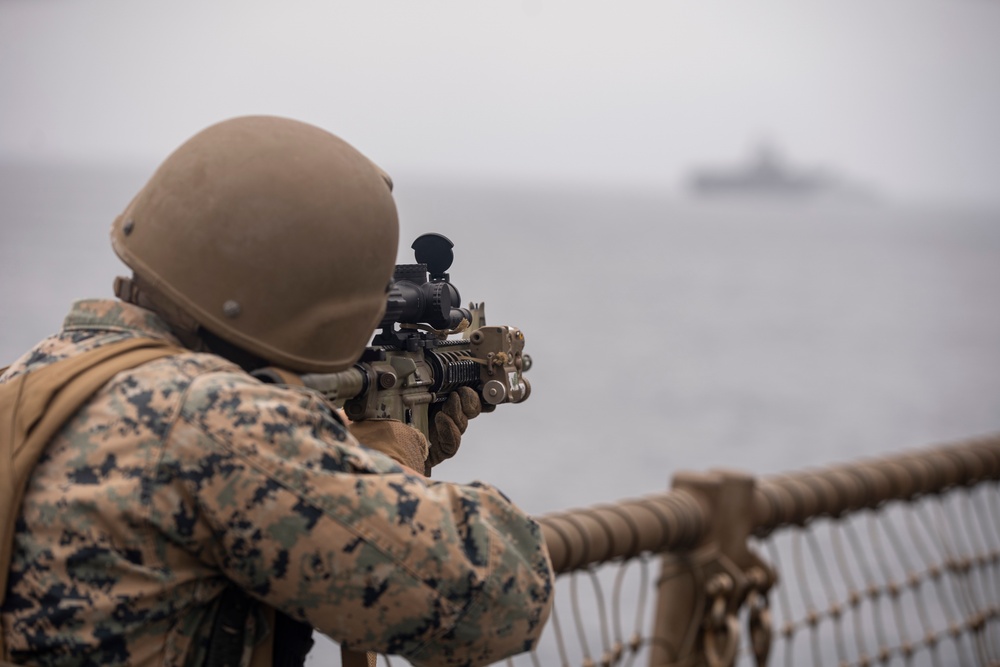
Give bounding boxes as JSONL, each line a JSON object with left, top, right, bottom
{"left": 159, "top": 371, "right": 553, "bottom": 666}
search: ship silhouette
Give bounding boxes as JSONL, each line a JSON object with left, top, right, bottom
{"left": 687, "top": 143, "right": 868, "bottom": 199}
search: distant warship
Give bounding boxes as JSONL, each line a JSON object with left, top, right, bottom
{"left": 688, "top": 144, "right": 846, "bottom": 198}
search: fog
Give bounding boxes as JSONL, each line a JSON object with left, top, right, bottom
{"left": 2, "top": 0, "right": 1000, "bottom": 204}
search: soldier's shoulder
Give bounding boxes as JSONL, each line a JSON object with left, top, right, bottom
{"left": 178, "top": 359, "right": 318, "bottom": 407}
{"left": 169, "top": 360, "right": 401, "bottom": 477}
{"left": 175, "top": 359, "right": 340, "bottom": 437}
{"left": 119, "top": 347, "right": 241, "bottom": 394}
{"left": 163, "top": 348, "right": 243, "bottom": 379}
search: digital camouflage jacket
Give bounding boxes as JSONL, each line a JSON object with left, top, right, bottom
{"left": 0, "top": 300, "right": 553, "bottom": 667}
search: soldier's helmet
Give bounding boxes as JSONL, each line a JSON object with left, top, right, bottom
{"left": 111, "top": 115, "right": 399, "bottom": 373}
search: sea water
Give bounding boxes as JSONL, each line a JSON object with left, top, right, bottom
{"left": 2, "top": 162, "right": 999, "bottom": 662}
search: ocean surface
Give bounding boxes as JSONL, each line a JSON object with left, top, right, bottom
{"left": 2, "top": 162, "right": 999, "bottom": 662}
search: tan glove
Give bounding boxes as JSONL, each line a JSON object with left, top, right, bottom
{"left": 347, "top": 419, "right": 429, "bottom": 474}
{"left": 426, "top": 387, "right": 487, "bottom": 468}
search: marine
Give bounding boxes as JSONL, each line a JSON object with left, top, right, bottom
{"left": 0, "top": 116, "right": 553, "bottom": 666}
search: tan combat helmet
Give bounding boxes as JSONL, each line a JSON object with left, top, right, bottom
{"left": 111, "top": 115, "right": 399, "bottom": 373}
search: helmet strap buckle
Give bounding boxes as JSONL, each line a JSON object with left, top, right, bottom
{"left": 114, "top": 274, "right": 207, "bottom": 352}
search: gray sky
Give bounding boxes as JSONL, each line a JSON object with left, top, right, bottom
{"left": 2, "top": 0, "right": 999, "bottom": 203}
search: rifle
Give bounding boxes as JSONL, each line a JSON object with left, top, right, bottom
{"left": 256, "top": 233, "right": 531, "bottom": 439}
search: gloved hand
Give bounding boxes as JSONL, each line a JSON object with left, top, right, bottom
{"left": 347, "top": 419, "right": 429, "bottom": 474}
{"left": 426, "top": 387, "right": 490, "bottom": 468}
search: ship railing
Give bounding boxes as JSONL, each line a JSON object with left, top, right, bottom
{"left": 469, "top": 434, "right": 1000, "bottom": 667}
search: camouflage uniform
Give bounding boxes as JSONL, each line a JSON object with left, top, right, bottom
{"left": 0, "top": 300, "right": 553, "bottom": 667}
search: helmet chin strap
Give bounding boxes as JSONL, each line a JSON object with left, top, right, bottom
{"left": 114, "top": 274, "right": 209, "bottom": 352}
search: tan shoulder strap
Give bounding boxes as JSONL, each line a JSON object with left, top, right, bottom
{"left": 0, "top": 337, "right": 182, "bottom": 661}
{"left": 341, "top": 646, "right": 377, "bottom": 667}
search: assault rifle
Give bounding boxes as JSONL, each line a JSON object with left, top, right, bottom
{"left": 258, "top": 233, "right": 530, "bottom": 438}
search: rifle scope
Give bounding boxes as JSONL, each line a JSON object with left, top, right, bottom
{"left": 379, "top": 233, "right": 472, "bottom": 331}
